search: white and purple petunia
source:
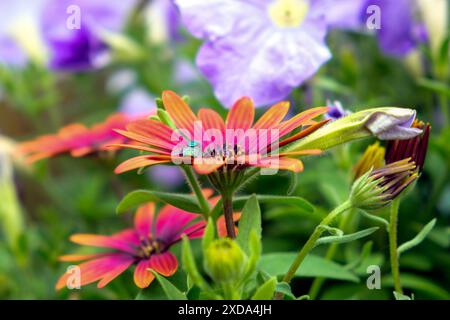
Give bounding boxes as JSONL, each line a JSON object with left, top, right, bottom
{"left": 174, "top": 0, "right": 366, "bottom": 107}
{"left": 41, "top": 0, "right": 137, "bottom": 71}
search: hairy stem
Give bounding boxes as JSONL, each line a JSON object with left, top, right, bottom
{"left": 389, "top": 198, "right": 403, "bottom": 295}
{"left": 308, "top": 208, "right": 356, "bottom": 299}
{"left": 222, "top": 193, "right": 236, "bottom": 238}
{"left": 274, "top": 200, "right": 353, "bottom": 300}
{"left": 183, "top": 166, "right": 210, "bottom": 217}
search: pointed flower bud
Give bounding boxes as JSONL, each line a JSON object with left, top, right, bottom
{"left": 350, "top": 159, "right": 418, "bottom": 210}
{"left": 204, "top": 238, "right": 248, "bottom": 284}
{"left": 288, "top": 107, "right": 422, "bottom": 152}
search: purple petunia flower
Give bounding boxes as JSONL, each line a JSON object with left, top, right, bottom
{"left": 174, "top": 0, "right": 365, "bottom": 107}
{"left": 146, "top": 0, "right": 182, "bottom": 44}
{"left": 42, "top": 0, "right": 137, "bottom": 71}
{"left": 324, "top": 100, "right": 351, "bottom": 120}
{"left": 362, "top": 0, "right": 427, "bottom": 57}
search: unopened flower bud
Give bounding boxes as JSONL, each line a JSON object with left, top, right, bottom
{"left": 350, "top": 159, "right": 418, "bottom": 210}
{"left": 204, "top": 238, "right": 247, "bottom": 284}
{"left": 288, "top": 107, "right": 422, "bottom": 152}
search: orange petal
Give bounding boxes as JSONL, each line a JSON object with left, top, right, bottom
{"left": 59, "top": 253, "right": 108, "bottom": 262}
{"left": 226, "top": 97, "right": 255, "bottom": 130}
{"left": 255, "top": 157, "right": 304, "bottom": 173}
{"left": 71, "top": 146, "right": 93, "bottom": 157}
{"left": 253, "top": 101, "right": 290, "bottom": 130}
{"left": 193, "top": 158, "right": 224, "bottom": 175}
{"left": 279, "top": 119, "right": 330, "bottom": 147}
{"left": 277, "top": 107, "right": 329, "bottom": 137}
{"left": 134, "top": 203, "right": 155, "bottom": 238}
{"left": 162, "top": 90, "right": 197, "bottom": 134}
{"left": 69, "top": 234, "right": 135, "bottom": 254}
{"left": 134, "top": 259, "right": 155, "bottom": 288}
{"left": 114, "top": 156, "right": 171, "bottom": 174}
{"left": 114, "top": 129, "right": 175, "bottom": 152}
{"left": 198, "top": 108, "right": 225, "bottom": 133}
{"left": 127, "top": 119, "right": 177, "bottom": 145}
{"left": 149, "top": 252, "right": 178, "bottom": 277}
{"left": 107, "top": 143, "right": 171, "bottom": 155}
{"left": 97, "top": 258, "right": 134, "bottom": 288}
{"left": 56, "top": 254, "right": 133, "bottom": 290}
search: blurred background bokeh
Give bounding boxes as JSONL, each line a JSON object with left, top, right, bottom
{"left": 0, "top": 0, "right": 448, "bottom": 299}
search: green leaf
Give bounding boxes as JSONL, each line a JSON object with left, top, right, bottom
{"left": 382, "top": 273, "right": 450, "bottom": 299}
{"left": 202, "top": 218, "right": 216, "bottom": 253}
{"left": 314, "top": 227, "right": 379, "bottom": 248}
{"left": 210, "top": 195, "right": 314, "bottom": 218}
{"left": 274, "top": 282, "right": 296, "bottom": 300}
{"left": 236, "top": 195, "right": 262, "bottom": 255}
{"left": 286, "top": 171, "right": 298, "bottom": 195}
{"left": 345, "top": 241, "right": 373, "bottom": 271}
{"left": 243, "top": 231, "right": 262, "bottom": 282}
{"left": 136, "top": 271, "right": 187, "bottom": 300}
{"left": 417, "top": 78, "right": 450, "bottom": 97}
{"left": 251, "top": 277, "right": 277, "bottom": 300}
{"left": 259, "top": 253, "right": 359, "bottom": 282}
{"left": 235, "top": 195, "right": 314, "bottom": 214}
{"left": 360, "top": 210, "right": 389, "bottom": 231}
{"left": 181, "top": 236, "right": 209, "bottom": 291}
{"left": 117, "top": 190, "right": 202, "bottom": 214}
{"left": 393, "top": 292, "right": 414, "bottom": 300}
{"left": 397, "top": 219, "right": 436, "bottom": 255}
{"left": 151, "top": 271, "right": 187, "bottom": 300}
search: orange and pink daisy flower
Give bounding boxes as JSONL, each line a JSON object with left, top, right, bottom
{"left": 56, "top": 193, "right": 238, "bottom": 289}
{"left": 18, "top": 113, "right": 132, "bottom": 163}
{"left": 113, "top": 90, "right": 329, "bottom": 176}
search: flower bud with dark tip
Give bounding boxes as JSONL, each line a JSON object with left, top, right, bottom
{"left": 350, "top": 159, "right": 418, "bottom": 210}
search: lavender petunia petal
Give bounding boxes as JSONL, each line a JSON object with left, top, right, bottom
{"left": 42, "top": 0, "right": 137, "bottom": 71}
{"left": 197, "top": 22, "right": 330, "bottom": 107}
{"left": 368, "top": 0, "right": 421, "bottom": 56}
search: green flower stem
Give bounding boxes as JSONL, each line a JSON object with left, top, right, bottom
{"left": 182, "top": 166, "right": 210, "bottom": 217}
{"left": 308, "top": 208, "right": 356, "bottom": 299}
{"left": 222, "top": 192, "right": 236, "bottom": 239}
{"left": 275, "top": 200, "right": 353, "bottom": 300}
{"left": 389, "top": 198, "right": 403, "bottom": 295}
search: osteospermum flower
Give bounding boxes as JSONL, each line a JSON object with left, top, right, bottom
{"left": 56, "top": 197, "right": 238, "bottom": 289}
{"left": 18, "top": 113, "right": 132, "bottom": 163}
{"left": 174, "top": 0, "right": 364, "bottom": 107}
{"left": 113, "top": 90, "right": 328, "bottom": 178}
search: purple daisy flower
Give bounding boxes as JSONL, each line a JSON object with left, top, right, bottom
{"left": 42, "top": 0, "right": 137, "bottom": 71}
{"left": 175, "top": 0, "right": 364, "bottom": 107}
